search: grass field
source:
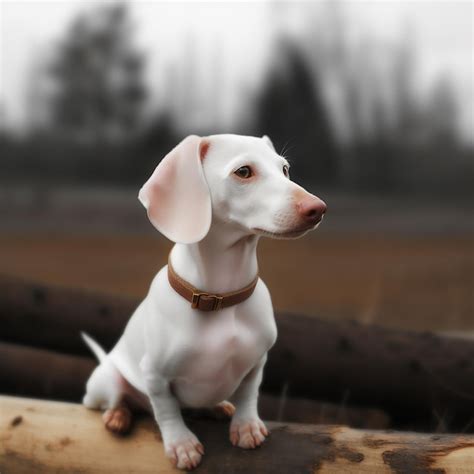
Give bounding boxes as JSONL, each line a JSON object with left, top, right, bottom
{"left": 1, "top": 233, "right": 472, "bottom": 333}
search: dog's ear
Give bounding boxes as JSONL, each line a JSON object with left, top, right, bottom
{"left": 138, "top": 135, "right": 212, "bottom": 244}
{"left": 262, "top": 135, "right": 275, "bottom": 150}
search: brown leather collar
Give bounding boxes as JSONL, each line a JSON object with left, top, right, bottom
{"left": 167, "top": 256, "right": 259, "bottom": 312}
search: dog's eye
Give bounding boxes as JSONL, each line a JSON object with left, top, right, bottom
{"left": 283, "top": 165, "right": 290, "bottom": 178}
{"left": 234, "top": 166, "right": 253, "bottom": 179}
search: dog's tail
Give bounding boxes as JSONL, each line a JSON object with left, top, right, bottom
{"left": 81, "top": 332, "right": 107, "bottom": 363}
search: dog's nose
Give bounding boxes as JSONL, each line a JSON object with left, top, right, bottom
{"left": 297, "top": 195, "right": 327, "bottom": 224}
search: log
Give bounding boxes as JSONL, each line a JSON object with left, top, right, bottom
{"left": 0, "top": 342, "right": 389, "bottom": 429}
{"left": 0, "top": 341, "right": 95, "bottom": 402}
{"left": 265, "top": 315, "right": 474, "bottom": 430}
{"left": 2, "top": 274, "right": 474, "bottom": 429}
{"left": 0, "top": 273, "right": 135, "bottom": 355}
{"left": 1, "top": 396, "right": 473, "bottom": 473}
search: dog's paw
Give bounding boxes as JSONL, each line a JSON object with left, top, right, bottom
{"left": 165, "top": 434, "right": 204, "bottom": 470}
{"left": 230, "top": 418, "right": 268, "bottom": 449}
{"left": 102, "top": 405, "right": 132, "bottom": 435}
{"left": 213, "top": 400, "right": 236, "bottom": 419}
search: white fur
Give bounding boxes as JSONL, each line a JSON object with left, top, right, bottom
{"left": 83, "top": 134, "right": 325, "bottom": 470}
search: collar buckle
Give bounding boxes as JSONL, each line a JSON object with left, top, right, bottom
{"left": 191, "top": 292, "right": 224, "bottom": 311}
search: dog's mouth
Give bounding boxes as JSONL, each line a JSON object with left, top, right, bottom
{"left": 253, "top": 219, "right": 322, "bottom": 240}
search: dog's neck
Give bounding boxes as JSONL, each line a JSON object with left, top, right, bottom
{"left": 170, "top": 221, "right": 259, "bottom": 294}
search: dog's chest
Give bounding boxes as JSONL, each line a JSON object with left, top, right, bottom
{"left": 172, "top": 313, "right": 268, "bottom": 405}
{"left": 186, "top": 316, "right": 263, "bottom": 377}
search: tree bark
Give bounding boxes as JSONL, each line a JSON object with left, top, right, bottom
{"left": 1, "top": 396, "right": 473, "bottom": 474}
{"left": 2, "top": 274, "right": 474, "bottom": 429}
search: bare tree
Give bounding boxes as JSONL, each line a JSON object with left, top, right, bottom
{"left": 254, "top": 39, "right": 337, "bottom": 186}
{"left": 48, "top": 3, "right": 146, "bottom": 143}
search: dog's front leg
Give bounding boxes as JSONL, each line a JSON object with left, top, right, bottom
{"left": 229, "top": 355, "right": 269, "bottom": 449}
{"left": 141, "top": 356, "right": 204, "bottom": 470}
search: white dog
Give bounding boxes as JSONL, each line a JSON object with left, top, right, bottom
{"left": 82, "top": 134, "right": 326, "bottom": 470}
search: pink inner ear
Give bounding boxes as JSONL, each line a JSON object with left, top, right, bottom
{"left": 138, "top": 135, "right": 212, "bottom": 244}
{"left": 200, "top": 141, "right": 210, "bottom": 161}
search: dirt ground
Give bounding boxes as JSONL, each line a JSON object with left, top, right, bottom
{"left": 1, "top": 233, "right": 472, "bottom": 333}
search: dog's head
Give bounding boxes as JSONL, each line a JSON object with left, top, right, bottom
{"left": 139, "top": 134, "right": 326, "bottom": 243}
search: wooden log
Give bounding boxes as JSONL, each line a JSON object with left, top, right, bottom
{"left": 2, "top": 274, "right": 474, "bottom": 429}
{"left": 0, "top": 341, "right": 94, "bottom": 402}
{"left": 0, "top": 342, "right": 389, "bottom": 429}
{"left": 265, "top": 314, "right": 474, "bottom": 429}
{"left": 258, "top": 394, "right": 390, "bottom": 430}
{"left": 0, "top": 273, "right": 135, "bottom": 355}
{"left": 1, "top": 396, "right": 473, "bottom": 473}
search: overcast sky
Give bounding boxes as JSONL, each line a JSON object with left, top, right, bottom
{"left": 0, "top": 0, "right": 472, "bottom": 140}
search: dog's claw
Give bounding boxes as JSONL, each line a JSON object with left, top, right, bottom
{"left": 230, "top": 418, "right": 268, "bottom": 449}
{"left": 166, "top": 436, "right": 204, "bottom": 470}
{"left": 196, "top": 442, "right": 205, "bottom": 455}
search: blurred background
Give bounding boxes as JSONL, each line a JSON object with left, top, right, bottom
{"left": 1, "top": 0, "right": 473, "bottom": 333}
